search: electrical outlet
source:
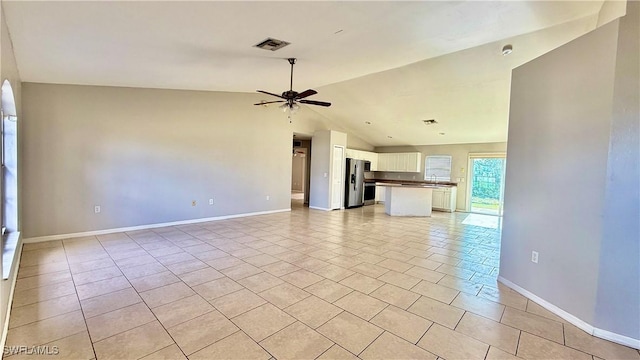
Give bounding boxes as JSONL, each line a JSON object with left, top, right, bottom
{"left": 191, "top": 200, "right": 197, "bottom": 206}
{"left": 94, "top": 205, "right": 101, "bottom": 214}
{"left": 266, "top": 195, "right": 270, "bottom": 201}
{"left": 531, "top": 251, "right": 539, "bottom": 264}
{"left": 209, "top": 198, "right": 214, "bottom": 205}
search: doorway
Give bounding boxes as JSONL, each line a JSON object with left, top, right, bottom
{"left": 291, "top": 148, "right": 306, "bottom": 202}
{"left": 467, "top": 153, "right": 506, "bottom": 216}
{"left": 291, "top": 135, "right": 312, "bottom": 208}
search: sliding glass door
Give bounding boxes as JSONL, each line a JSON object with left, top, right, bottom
{"left": 468, "top": 154, "right": 506, "bottom": 216}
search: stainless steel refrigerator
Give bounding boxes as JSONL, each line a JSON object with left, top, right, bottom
{"left": 345, "top": 158, "right": 365, "bottom": 208}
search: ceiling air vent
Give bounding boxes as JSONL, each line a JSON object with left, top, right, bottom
{"left": 254, "top": 38, "right": 291, "bottom": 51}
{"left": 423, "top": 119, "right": 438, "bottom": 125}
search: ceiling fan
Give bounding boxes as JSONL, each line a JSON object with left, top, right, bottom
{"left": 254, "top": 58, "right": 331, "bottom": 111}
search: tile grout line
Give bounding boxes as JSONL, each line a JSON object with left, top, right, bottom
{"left": 14, "top": 209, "right": 605, "bottom": 360}
{"left": 356, "top": 329, "right": 386, "bottom": 358}
{"left": 61, "top": 237, "right": 99, "bottom": 360}
{"left": 94, "top": 230, "right": 189, "bottom": 358}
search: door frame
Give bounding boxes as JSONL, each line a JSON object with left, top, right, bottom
{"left": 466, "top": 152, "right": 507, "bottom": 215}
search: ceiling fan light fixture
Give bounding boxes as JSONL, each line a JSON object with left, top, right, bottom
{"left": 254, "top": 58, "right": 331, "bottom": 121}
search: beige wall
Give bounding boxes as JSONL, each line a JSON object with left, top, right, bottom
{"left": 502, "top": 6, "right": 639, "bottom": 343}
{"left": 375, "top": 142, "right": 507, "bottom": 210}
{"left": 310, "top": 130, "right": 347, "bottom": 210}
{"left": 22, "top": 83, "right": 297, "bottom": 238}
{"left": 594, "top": 0, "right": 639, "bottom": 341}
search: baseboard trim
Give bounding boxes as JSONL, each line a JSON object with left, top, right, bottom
{"left": 1, "top": 236, "right": 22, "bottom": 352}
{"left": 593, "top": 328, "right": 640, "bottom": 350}
{"left": 308, "top": 206, "right": 332, "bottom": 211}
{"left": 498, "top": 276, "right": 640, "bottom": 350}
{"left": 23, "top": 208, "right": 291, "bottom": 243}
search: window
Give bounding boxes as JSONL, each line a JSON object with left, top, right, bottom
{"left": 2, "top": 80, "right": 18, "bottom": 279}
{"left": 425, "top": 155, "right": 452, "bottom": 182}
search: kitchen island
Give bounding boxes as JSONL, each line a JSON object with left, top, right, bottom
{"left": 378, "top": 183, "right": 436, "bottom": 216}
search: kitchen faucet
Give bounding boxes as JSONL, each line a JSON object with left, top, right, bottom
{"left": 430, "top": 174, "right": 437, "bottom": 183}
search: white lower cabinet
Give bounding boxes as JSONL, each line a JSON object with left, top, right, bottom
{"left": 375, "top": 186, "right": 386, "bottom": 203}
{"left": 432, "top": 186, "right": 457, "bottom": 212}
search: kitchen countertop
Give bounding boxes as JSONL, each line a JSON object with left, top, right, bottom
{"left": 376, "top": 183, "right": 440, "bottom": 189}
{"left": 365, "top": 179, "right": 457, "bottom": 187}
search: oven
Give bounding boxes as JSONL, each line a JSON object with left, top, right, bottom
{"left": 363, "top": 182, "right": 376, "bottom": 205}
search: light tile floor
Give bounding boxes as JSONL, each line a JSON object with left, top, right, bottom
{"left": 6, "top": 203, "right": 640, "bottom": 360}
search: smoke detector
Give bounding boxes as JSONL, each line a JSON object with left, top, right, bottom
{"left": 254, "top": 38, "right": 291, "bottom": 51}
{"left": 423, "top": 119, "right": 438, "bottom": 125}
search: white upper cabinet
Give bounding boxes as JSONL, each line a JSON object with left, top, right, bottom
{"left": 377, "top": 152, "right": 422, "bottom": 172}
{"left": 345, "top": 149, "right": 378, "bottom": 170}
{"left": 345, "top": 149, "right": 357, "bottom": 159}
{"left": 345, "top": 150, "right": 420, "bottom": 172}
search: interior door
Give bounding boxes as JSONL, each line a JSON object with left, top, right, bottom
{"left": 331, "top": 146, "right": 345, "bottom": 209}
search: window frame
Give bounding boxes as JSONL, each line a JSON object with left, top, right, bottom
{"left": 424, "top": 155, "right": 452, "bottom": 182}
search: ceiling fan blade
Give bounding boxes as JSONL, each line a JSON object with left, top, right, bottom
{"left": 254, "top": 100, "right": 285, "bottom": 105}
{"left": 257, "top": 90, "right": 285, "bottom": 99}
{"left": 295, "top": 89, "right": 318, "bottom": 100}
{"left": 299, "top": 99, "right": 331, "bottom": 107}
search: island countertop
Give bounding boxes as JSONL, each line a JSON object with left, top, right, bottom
{"left": 368, "top": 179, "right": 457, "bottom": 188}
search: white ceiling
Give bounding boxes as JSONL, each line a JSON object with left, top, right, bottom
{"left": 3, "top": 1, "right": 609, "bottom": 146}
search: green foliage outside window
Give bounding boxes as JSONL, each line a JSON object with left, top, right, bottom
{"left": 471, "top": 158, "right": 504, "bottom": 203}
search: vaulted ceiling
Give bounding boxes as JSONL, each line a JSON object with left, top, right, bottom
{"left": 3, "top": 1, "right": 615, "bottom": 146}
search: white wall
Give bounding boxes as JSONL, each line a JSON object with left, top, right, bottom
{"left": 375, "top": 142, "right": 507, "bottom": 210}
{"left": 597, "top": 0, "right": 627, "bottom": 27}
{"left": 501, "top": 3, "right": 639, "bottom": 345}
{"left": 22, "top": 83, "right": 295, "bottom": 238}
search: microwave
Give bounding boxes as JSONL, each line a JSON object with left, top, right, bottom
{"left": 364, "top": 161, "right": 372, "bottom": 172}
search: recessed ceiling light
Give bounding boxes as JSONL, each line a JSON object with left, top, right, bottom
{"left": 365, "top": 121, "right": 372, "bottom": 125}
{"left": 423, "top": 119, "right": 438, "bottom": 125}
{"left": 502, "top": 44, "right": 513, "bottom": 56}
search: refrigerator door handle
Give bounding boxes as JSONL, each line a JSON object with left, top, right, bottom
{"left": 353, "top": 164, "right": 357, "bottom": 190}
